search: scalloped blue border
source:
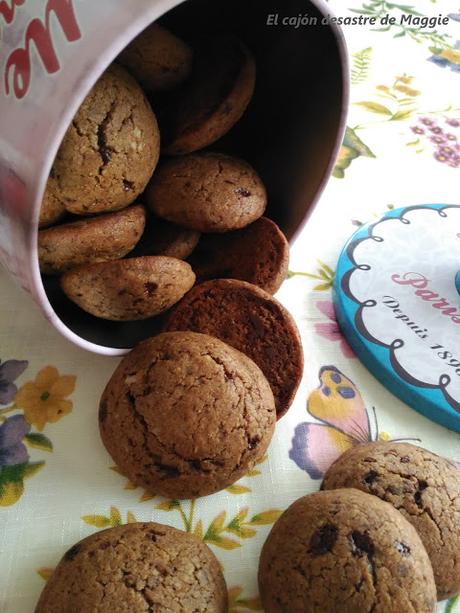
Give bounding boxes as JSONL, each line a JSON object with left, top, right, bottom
{"left": 333, "top": 204, "right": 460, "bottom": 433}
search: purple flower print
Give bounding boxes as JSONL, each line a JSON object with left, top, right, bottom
{"left": 315, "top": 301, "right": 355, "bottom": 359}
{"left": 410, "top": 117, "right": 460, "bottom": 168}
{"left": 0, "top": 414, "right": 30, "bottom": 467}
{"left": 0, "top": 360, "right": 28, "bottom": 405}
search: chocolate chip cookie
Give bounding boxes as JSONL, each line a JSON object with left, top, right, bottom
{"left": 322, "top": 441, "right": 460, "bottom": 600}
{"left": 146, "top": 153, "right": 266, "bottom": 232}
{"left": 45, "top": 64, "right": 160, "bottom": 215}
{"left": 99, "top": 331, "right": 276, "bottom": 498}
{"left": 38, "top": 204, "right": 146, "bottom": 275}
{"left": 39, "top": 176, "right": 66, "bottom": 228}
{"left": 35, "top": 522, "right": 227, "bottom": 612}
{"left": 131, "top": 214, "right": 200, "bottom": 260}
{"left": 158, "top": 35, "right": 255, "bottom": 155}
{"left": 164, "top": 279, "right": 303, "bottom": 418}
{"left": 61, "top": 256, "right": 195, "bottom": 321}
{"left": 258, "top": 489, "right": 437, "bottom": 613}
{"left": 189, "top": 217, "right": 289, "bottom": 294}
{"left": 118, "top": 23, "right": 193, "bottom": 92}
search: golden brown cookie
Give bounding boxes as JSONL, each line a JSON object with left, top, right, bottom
{"left": 45, "top": 64, "right": 160, "bottom": 216}
{"left": 131, "top": 213, "right": 200, "bottom": 259}
{"left": 38, "top": 204, "right": 146, "bottom": 275}
{"left": 164, "top": 279, "right": 303, "bottom": 418}
{"left": 157, "top": 35, "right": 255, "bottom": 155}
{"left": 189, "top": 217, "right": 289, "bottom": 294}
{"left": 61, "top": 256, "right": 195, "bottom": 321}
{"left": 321, "top": 441, "right": 460, "bottom": 600}
{"left": 35, "top": 522, "right": 227, "bottom": 613}
{"left": 146, "top": 153, "right": 266, "bottom": 232}
{"left": 117, "top": 23, "right": 193, "bottom": 92}
{"left": 39, "top": 176, "right": 66, "bottom": 228}
{"left": 258, "top": 489, "right": 437, "bottom": 613}
{"left": 99, "top": 331, "right": 276, "bottom": 498}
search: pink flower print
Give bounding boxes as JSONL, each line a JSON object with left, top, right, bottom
{"left": 420, "top": 117, "right": 434, "bottom": 126}
{"left": 411, "top": 126, "right": 424, "bottom": 135}
{"left": 446, "top": 118, "right": 460, "bottom": 128}
{"left": 315, "top": 301, "right": 355, "bottom": 359}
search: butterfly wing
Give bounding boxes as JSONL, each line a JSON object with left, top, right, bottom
{"left": 308, "top": 366, "right": 371, "bottom": 442}
{"left": 289, "top": 422, "right": 356, "bottom": 479}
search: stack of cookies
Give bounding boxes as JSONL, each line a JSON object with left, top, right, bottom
{"left": 258, "top": 441, "right": 460, "bottom": 612}
{"left": 38, "top": 23, "right": 289, "bottom": 328}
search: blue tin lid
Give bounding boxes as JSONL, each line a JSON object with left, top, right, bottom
{"left": 333, "top": 204, "right": 460, "bottom": 433}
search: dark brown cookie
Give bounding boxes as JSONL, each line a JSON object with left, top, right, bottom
{"left": 45, "top": 64, "right": 160, "bottom": 215}
{"left": 258, "top": 489, "right": 437, "bottom": 613}
{"left": 61, "top": 256, "right": 195, "bottom": 321}
{"left": 146, "top": 153, "right": 266, "bottom": 232}
{"left": 164, "top": 279, "right": 303, "bottom": 418}
{"left": 35, "top": 522, "right": 227, "bottom": 612}
{"left": 157, "top": 36, "right": 255, "bottom": 155}
{"left": 117, "top": 23, "right": 193, "bottom": 92}
{"left": 131, "top": 213, "right": 200, "bottom": 259}
{"left": 38, "top": 204, "right": 146, "bottom": 275}
{"left": 322, "top": 441, "right": 460, "bottom": 600}
{"left": 189, "top": 217, "right": 289, "bottom": 294}
{"left": 99, "top": 331, "right": 276, "bottom": 499}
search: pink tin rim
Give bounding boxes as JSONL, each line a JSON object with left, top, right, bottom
{"left": 26, "top": 0, "right": 349, "bottom": 357}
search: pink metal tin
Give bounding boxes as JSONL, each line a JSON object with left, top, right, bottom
{"left": 0, "top": 0, "right": 349, "bottom": 355}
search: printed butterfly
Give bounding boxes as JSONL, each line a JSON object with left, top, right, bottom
{"left": 289, "top": 365, "right": 417, "bottom": 479}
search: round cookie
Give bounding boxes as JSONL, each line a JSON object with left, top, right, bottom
{"left": 146, "top": 153, "right": 266, "bottom": 233}
{"left": 189, "top": 217, "right": 289, "bottom": 294}
{"left": 35, "top": 522, "right": 227, "bottom": 613}
{"left": 321, "top": 441, "right": 460, "bottom": 600}
{"left": 117, "top": 23, "right": 193, "bottom": 92}
{"left": 99, "top": 331, "right": 276, "bottom": 498}
{"left": 158, "top": 35, "right": 255, "bottom": 155}
{"left": 131, "top": 214, "right": 200, "bottom": 260}
{"left": 45, "top": 64, "right": 160, "bottom": 216}
{"left": 164, "top": 279, "right": 303, "bottom": 418}
{"left": 39, "top": 176, "right": 66, "bottom": 228}
{"left": 61, "top": 256, "right": 195, "bottom": 321}
{"left": 258, "top": 489, "right": 437, "bottom": 613}
{"left": 38, "top": 204, "right": 146, "bottom": 275}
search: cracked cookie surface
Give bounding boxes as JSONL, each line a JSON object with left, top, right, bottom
{"left": 35, "top": 522, "right": 227, "bottom": 613}
{"left": 45, "top": 64, "right": 160, "bottom": 215}
{"left": 146, "top": 153, "right": 266, "bottom": 232}
{"left": 38, "top": 204, "right": 146, "bottom": 275}
{"left": 258, "top": 489, "right": 436, "bottom": 613}
{"left": 61, "top": 256, "right": 195, "bottom": 321}
{"left": 322, "top": 441, "right": 460, "bottom": 600}
{"left": 99, "top": 331, "right": 276, "bottom": 498}
{"left": 164, "top": 279, "right": 303, "bottom": 418}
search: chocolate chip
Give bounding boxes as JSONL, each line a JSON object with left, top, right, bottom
{"left": 144, "top": 282, "right": 158, "bottom": 296}
{"left": 99, "top": 401, "right": 108, "bottom": 423}
{"left": 395, "top": 541, "right": 411, "bottom": 556}
{"left": 234, "top": 187, "right": 251, "bottom": 197}
{"left": 414, "top": 490, "right": 423, "bottom": 507}
{"left": 64, "top": 544, "right": 81, "bottom": 561}
{"left": 364, "top": 470, "right": 378, "bottom": 485}
{"left": 348, "top": 531, "right": 374, "bottom": 557}
{"left": 123, "top": 179, "right": 134, "bottom": 191}
{"left": 400, "top": 456, "right": 410, "bottom": 463}
{"left": 418, "top": 479, "right": 428, "bottom": 491}
{"left": 308, "top": 524, "right": 338, "bottom": 555}
{"left": 126, "top": 391, "right": 136, "bottom": 407}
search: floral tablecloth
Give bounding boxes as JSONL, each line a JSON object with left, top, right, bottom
{"left": 1, "top": 1, "right": 460, "bottom": 611}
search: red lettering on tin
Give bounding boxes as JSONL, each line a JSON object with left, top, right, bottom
{"left": 4, "top": 0, "right": 81, "bottom": 99}
{"left": 0, "top": 0, "right": 25, "bottom": 25}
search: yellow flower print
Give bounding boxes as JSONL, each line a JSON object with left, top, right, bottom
{"left": 440, "top": 48, "right": 460, "bottom": 66}
{"left": 14, "top": 366, "right": 76, "bottom": 431}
